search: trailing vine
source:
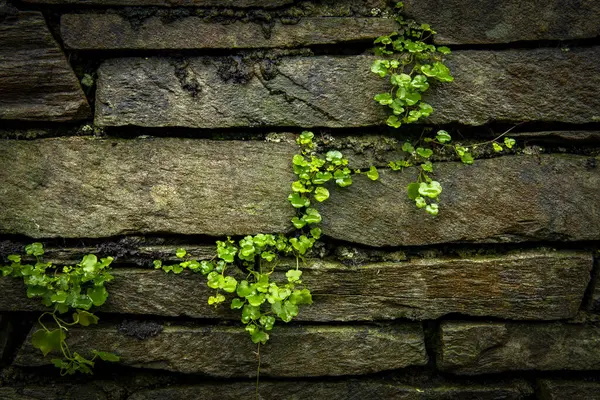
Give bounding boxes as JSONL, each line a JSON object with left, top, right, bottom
{"left": 0, "top": 4, "right": 521, "bottom": 389}
{"left": 372, "top": 2, "right": 516, "bottom": 215}
{"left": 154, "top": 131, "right": 369, "bottom": 345}
{"left": 0, "top": 243, "right": 119, "bottom": 375}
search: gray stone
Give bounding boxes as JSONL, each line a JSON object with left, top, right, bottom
{"left": 403, "top": 0, "right": 600, "bottom": 44}
{"left": 95, "top": 48, "right": 600, "bottom": 128}
{"left": 320, "top": 154, "right": 600, "bottom": 247}
{"left": 1, "top": 137, "right": 599, "bottom": 247}
{"left": 14, "top": 323, "right": 427, "bottom": 377}
{"left": 61, "top": 15, "right": 397, "bottom": 50}
{"left": 128, "top": 379, "right": 533, "bottom": 400}
{"left": 537, "top": 380, "right": 600, "bottom": 400}
{"left": 0, "top": 12, "right": 90, "bottom": 121}
{"left": 437, "top": 322, "right": 600, "bottom": 375}
{"left": 0, "top": 251, "right": 591, "bottom": 322}
{"left": 22, "top": 0, "right": 292, "bottom": 6}
{"left": 0, "top": 137, "right": 296, "bottom": 239}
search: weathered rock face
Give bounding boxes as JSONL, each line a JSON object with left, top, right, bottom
{"left": 21, "top": 0, "right": 293, "bottom": 6}
{"left": 2, "top": 138, "right": 599, "bottom": 247}
{"left": 403, "top": 0, "right": 600, "bottom": 44}
{"left": 0, "top": 12, "right": 90, "bottom": 121}
{"left": 321, "top": 154, "right": 600, "bottom": 247}
{"left": 437, "top": 322, "right": 600, "bottom": 375}
{"left": 61, "top": 15, "right": 397, "bottom": 50}
{"left": 128, "top": 379, "right": 533, "bottom": 400}
{"left": 0, "top": 137, "right": 296, "bottom": 239}
{"left": 14, "top": 323, "right": 427, "bottom": 377}
{"left": 0, "top": 251, "right": 592, "bottom": 321}
{"left": 95, "top": 48, "right": 600, "bottom": 128}
{"left": 537, "top": 380, "right": 600, "bottom": 400}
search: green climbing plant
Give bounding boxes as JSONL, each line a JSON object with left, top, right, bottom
{"left": 0, "top": 243, "right": 120, "bottom": 375}
{"left": 373, "top": 2, "right": 516, "bottom": 215}
{"left": 371, "top": 2, "right": 453, "bottom": 128}
{"left": 154, "top": 131, "right": 370, "bottom": 345}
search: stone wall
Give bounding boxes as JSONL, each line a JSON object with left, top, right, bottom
{"left": 0, "top": 0, "right": 599, "bottom": 399}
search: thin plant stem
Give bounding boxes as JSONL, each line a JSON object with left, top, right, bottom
{"left": 255, "top": 343, "right": 261, "bottom": 400}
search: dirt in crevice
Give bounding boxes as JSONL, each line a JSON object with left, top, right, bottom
{"left": 172, "top": 59, "right": 202, "bottom": 97}
{"left": 118, "top": 320, "right": 164, "bottom": 340}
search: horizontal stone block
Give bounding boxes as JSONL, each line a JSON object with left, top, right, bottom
{"left": 0, "top": 12, "right": 90, "bottom": 121}
{"left": 61, "top": 15, "right": 397, "bottom": 50}
{"left": 14, "top": 323, "right": 427, "bottom": 377}
{"left": 129, "top": 379, "right": 533, "bottom": 400}
{"left": 321, "top": 154, "right": 600, "bottom": 247}
{"left": 22, "top": 0, "right": 292, "bottom": 6}
{"left": 0, "top": 137, "right": 296, "bottom": 239}
{"left": 437, "top": 322, "right": 600, "bottom": 375}
{"left": 1, "top": 138, "right": 599, "bottom": 247}
{"left": 95, "top": 48, "right": 600, "bottom": 128}
{"left": 538, "top": 380, "right": 600, "bottom": 400}
{"left": 403, "top": 0, "right": 600, "bottom": 44}
{"left": 0, "top": 251, "right": 591, "bottom": 322}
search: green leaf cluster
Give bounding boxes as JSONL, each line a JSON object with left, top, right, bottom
{"left": 152, "top": 131, "right": 377, "bottom": 345}
{"left": 1, "top": 243, "right": 113, "bottom": 313}
{"left": 388, "top": 129, "right": 517, "bottom": 215}
{"left": 1, "top": 243, "right": 119, "bottom": 375}
{"left": 371, "top": 6, "right": 453, "bottom": 128}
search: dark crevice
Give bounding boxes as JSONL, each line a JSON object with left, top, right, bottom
{"left": 582, "top": 255, "right": 599, "bottom": 311}
{"left": 436, "top": 36, "right": 600, "bottom": 51}
{"left": 4, "top": 120, "right": 600, "bottom": 145}
{"left": 2, "top": 234, "right": 599, "bottom": 269}
{"left": 422, "top": 320, "right": 439, "bottom": 369}
{"left": 0, "top": 313, "right": 35, "bottom": 368}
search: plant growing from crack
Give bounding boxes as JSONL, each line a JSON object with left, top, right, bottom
{"left": 153, "top": 130, "right": 375, "bottom": 398}
{"left": 154, "top": 131, "right": 374, "bottom": 345}
{"left": 0, "top": 243, "right": 119, "bottom": 375}
{"left": 373, "top": 2, "right": 516, "bottom": 214}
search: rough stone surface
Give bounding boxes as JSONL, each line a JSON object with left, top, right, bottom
{"left": 403, "top": 0, "right": 600, "bottom": 44}
{"left": 62, "top": 15, "right": 397, "bottom": 50}
{"left": 22, "top": 0, "right": 292, "bottom": 6}
{"left": 537, "top": 380, "right": 600, "bottom": 400}
{"left": 128, "top": 379, "right": 533, "bottom": 400}
{"left": 437, "top": 322, "right": 600, "bottom": 375}
{"left": 0, "top": 137, "right": 295, "bottom": 239}
{"left": 0, "top": 251, "right": 591, "bottom": 322}
{"left": 321, "top": 154, "right": 600, "bottom": 247}
{"left": 1, "top": 138, "right": 599, "bottom": 246}
{"left": 14, "top": 323, "right": 427, "bottom": 377}
{"left": 95, "top": 48, "right": 600, "bottom": 128}
{"left": 0, "top": 12, "right": 90, "bottom": 121}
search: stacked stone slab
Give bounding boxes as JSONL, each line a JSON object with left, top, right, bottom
{"left": 0, "top": 10, "right": 89, "bottom": 121}
{"left": 1, "top": 0, "right": 599, "bottom": 398}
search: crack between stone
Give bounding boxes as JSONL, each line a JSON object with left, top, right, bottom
{"left": 254, "top": 65, "right": 341, "bottom": 123}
